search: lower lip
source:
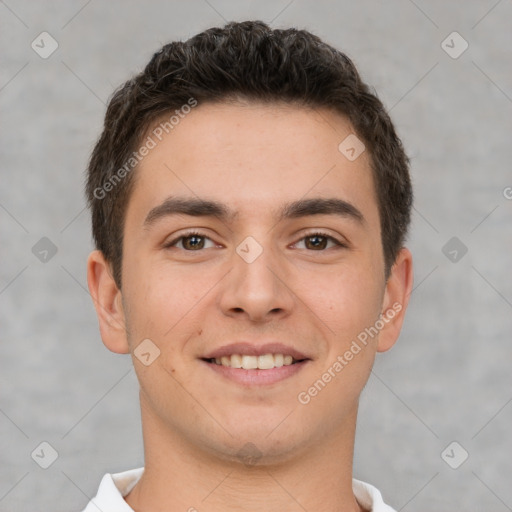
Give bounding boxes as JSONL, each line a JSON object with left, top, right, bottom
{"left": 201, "top": 359, "right": 310, "bottom": 386}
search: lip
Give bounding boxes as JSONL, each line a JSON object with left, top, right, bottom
{"left": 201, "top": 358, "right": 310, "bottom": 386}
{"left": 202, "top": 342, "right": 310, "bottom": 361}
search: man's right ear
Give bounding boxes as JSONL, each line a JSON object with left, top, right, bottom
{"left": 86, "top": 250, "right": 130, "bottom": 354}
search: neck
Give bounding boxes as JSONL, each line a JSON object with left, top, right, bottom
{"left": 125, "top": 393, "right": 364, "bottom": 512}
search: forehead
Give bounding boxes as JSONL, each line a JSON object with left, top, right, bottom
{"left": 126, "top": 101, "right": 378, "bottom": 228}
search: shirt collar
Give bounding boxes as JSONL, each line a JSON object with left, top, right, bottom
{"left": 82, "top": 468, "right": 396, "bottom": 512}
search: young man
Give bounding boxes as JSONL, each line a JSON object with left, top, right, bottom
{"left": 83, "top": 20, "right": 413, "bottom": 512}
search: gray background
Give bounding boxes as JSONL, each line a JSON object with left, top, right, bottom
{"left": 1, "top": 1, "right": 511, "bottom": 510}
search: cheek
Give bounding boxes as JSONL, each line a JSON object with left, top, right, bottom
{"left": 305, "top": 262, "right": 384, "bottom": 336}
{"left": 122, "top": 269, "right": 206, "bottom": 415}
{"left": 124, "top": 261, "right": 208, "bottom": 341}
{"left": 295, "top": 269, "right": 382, "bottom": 416}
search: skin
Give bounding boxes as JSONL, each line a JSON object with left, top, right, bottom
{"left": 87, "top": 101, "right": 413, "bottom": 512}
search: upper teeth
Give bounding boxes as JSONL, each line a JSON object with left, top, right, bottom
{"left": 212, "top": 354, "right": 297, "bottom": 370}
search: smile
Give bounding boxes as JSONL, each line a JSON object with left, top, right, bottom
{"left": 204, "top": 353, "right": 304, "bottom": 370}
{"left": 201, "top": 355, "right": 310, "bottom": 386}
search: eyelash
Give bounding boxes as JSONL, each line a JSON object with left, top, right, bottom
{"left": 164, "top": 230, "right": 346, "bottom": 251}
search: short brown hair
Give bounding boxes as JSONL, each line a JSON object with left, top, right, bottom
{"left": 86, "top": 20, "right": 412, "bottom": 288}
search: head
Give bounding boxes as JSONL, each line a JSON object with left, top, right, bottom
{"left": 86, "top": 21, "right": 413, "bottom": 465}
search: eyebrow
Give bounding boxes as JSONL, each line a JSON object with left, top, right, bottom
{"left": 143, "top": 196, "right": 365, "bottom": 228}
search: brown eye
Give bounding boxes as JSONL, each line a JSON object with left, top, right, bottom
{"left": 294, "top": 232, "right": 343, "bottom": 251}
{"left": 165, "top": 231, "right": 216, "bottom": 250}
{"left": 182, "top": 235, "right": 205, "bottom": 250}
{"left": 305, "top": 234, "right": 329, "bottom": 250}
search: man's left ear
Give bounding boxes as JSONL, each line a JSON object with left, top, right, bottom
{"left": 377, "top": 247, "right": 414, "bottom": 353}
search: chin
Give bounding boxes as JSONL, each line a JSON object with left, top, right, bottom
{"left": 202, "top": 426, "right": 309, "bottom": 468}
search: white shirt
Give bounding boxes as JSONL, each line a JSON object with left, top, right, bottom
{"left": 81, "top": 467, "right": 397, "bottom": 511}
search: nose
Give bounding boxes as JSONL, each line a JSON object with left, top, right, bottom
{"left": 217, "top": 239, "right": 295, "bottom": 323}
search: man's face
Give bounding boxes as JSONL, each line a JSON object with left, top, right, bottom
{"left": 117, "top": 101, "right": 391, "bottom": 463}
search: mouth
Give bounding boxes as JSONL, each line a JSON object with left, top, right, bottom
{"left": 200, "top": 345, "right": 311, "bottom": 386}
{"left": 201, "top": 353, "right": 308, "bottom": 370}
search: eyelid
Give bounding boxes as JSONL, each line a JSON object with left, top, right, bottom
{"left": 292, "top": 229, "right": 348, "bottom": 249}
{"left": 164, "top": 228, "right": 348, "bottom": 250}
{"left": 163, "top": 229, "right": 218, "bottom": 249}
